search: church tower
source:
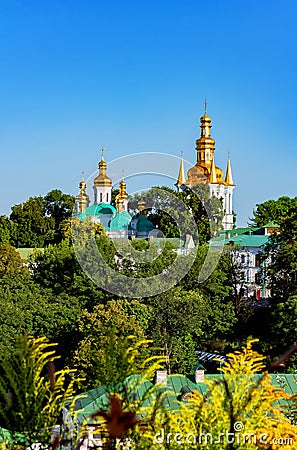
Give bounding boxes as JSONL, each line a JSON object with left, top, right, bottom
{"left": 93, "top": 146, "right": 112, "bottom": 204}
{"left": 177, "top": 104, "right": 235, "bottom": 230}
{"left": 75, "top": 170, "right": 90, "bottom": 214}
{"left": 116, "top": 174, "right": 129, "bottom": 211}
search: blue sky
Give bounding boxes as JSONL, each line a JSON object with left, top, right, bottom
{"left": 1, "top": 0, "right": 296, "bottom": 226}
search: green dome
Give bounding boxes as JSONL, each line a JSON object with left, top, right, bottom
{"left": 86, "top": 203, "right": 116, "bottom": 216}
{"left": 136, "top": 214, "right": 154, "bottom": 232}
{"left": 109, "top": 211, "right": 132, "bottom": 231}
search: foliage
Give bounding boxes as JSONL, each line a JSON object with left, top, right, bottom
{"left": 43, "top": 189, "right": 75, "bottom": 243}
{"left": 30, "top": 238, "right": 106, "bottom": 309}
{"left": 0, "top": 278, "right": 81, "bottom": 364}
{"left": 266, "top": 295, "right": 297, "bottom": 371}
{"left": 250, "top": 195, "right": 297, "bottom": 227}
{"left": 0, "top": 216, "right": 16, "bottom": 245}
{"left": 138, "top": 341, "right": 297, "bottom": 449}
{"left": 265, "top": 207, "right": 297, "bottom": 301}
{"left": 75, "top": 340, "right": 167, "bottom": 450}
{"left": 147, "top": 287, "right": 208, "bottom": 374}
{"left": 0, "top": 244, "right": 29, "bottom": 279}
{"left": 181, "top": 246, "right": 237, "bottom": 343}
{"left": 10, "top": 196, "right": 54, "bottom": 247}
{"left": 0, "top": 335, "right": 77, "bottom": 449}
{"left": 73, "top": 300, "right": 148, "bottom": 388}
{"left": 128, "top": 184, "right": 223, "bottom": 243}
{"left": 9, "top": 190, "right": 75, "bottom": 247}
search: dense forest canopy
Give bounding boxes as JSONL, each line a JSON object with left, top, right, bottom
{"left": 0, "top": 191, "right": 296, "bottom": 385}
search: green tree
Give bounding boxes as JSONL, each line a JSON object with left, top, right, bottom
{"left": 43, "top": 189, "right": 75, "bottom": 243}
{"left": 73, "top": 300, "right": 148, "bottom": 388}
{"left": 0, "top": 244, "right": 29, "bottom": 279}
{"left": 0, "top": 215, "right": 16, "bottom": 244}
{"left": 31, "top": 238, "right": 107, "bottom": 309}
{"left": 250, "top": 196, "right": 297, "bottom": 227}
{"left": 9, "top": 190, "right": 75, "bottom": 248}
{"left": 181, "top": 245, "right": 237, "bottom": 346}
{"left": 129, "top": 184, "right": 223, "bottom": 243}
{"left": 147, "top": 287, "right": 209, "bottom": 374}
{"left": 265, "top": 207, "right": 297, "bottom": 301}
{"left": 0, "top": 275, "right": 81, "bottom": 362}
{"left": 10, "top": 196, "right": 54, "bottom": 247}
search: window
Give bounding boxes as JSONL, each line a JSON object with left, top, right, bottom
{"left": 241, "top": 254, "right": 246, "bottom": 264}
{"left": 100, "top": 193, "right": 103, "bottom": 202}
{"left": 255, "top": 273, "right": 261, "bottom": 285}
{"left": 255, "top": 253, "right": 261, "bottom": 267}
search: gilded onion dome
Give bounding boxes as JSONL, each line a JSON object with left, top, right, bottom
{"left": 115, "top": 172, "right": 129, "bottom": 212}
{"left": 94, "top": 147, "right": 112, "bottom": 187}
{"left": 119, "top": 177, "right": 128, "bottom": 202}
{"left": 76, "top": 170, "right": 90, "bottom": 214}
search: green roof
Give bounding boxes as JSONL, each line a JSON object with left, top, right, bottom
{"left": 262, "top": 221, "right": 280, "bottom": 228}
{"left": 228, "top": 234, "right": 269, "bottom": 248}
{"left": 68, "top": 372, "right": 297, "bottom": 426}
{"left": 109, "top": 211, "right": 132, "bottom": 231}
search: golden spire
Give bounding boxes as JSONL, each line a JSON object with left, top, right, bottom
{"left": 177, "top": 151, "right": 186, "bottom": 185}
{"left": 225, "top": 153, "right": 234, "bottom": 185}
{"left": 209, "top": 155, "right": 217, "bottom": 183}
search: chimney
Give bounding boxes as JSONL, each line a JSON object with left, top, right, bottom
{"left": 195, "top": 369, "right": 205, "bottom": 384}
{"left": 155, "top": 370, "right": 167, "bottom": 385}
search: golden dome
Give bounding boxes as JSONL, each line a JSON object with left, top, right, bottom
{"left": 79, "top": 179, "right": 86, "bottom": 190}
{"left": 119, "top": 178, "right": 127, "bottom": 191}
{"left": 78, "top": 169, "right": 88, "bottom": 193}
{"left": 187, "top": 162, "right": 224, "bottom": 185}
{"left": 94, "top": 147, "right": 112, "bottom": 187}
{"left": 94, "top": 172, "right": 112, "bottom": 187}
{"left": 187, "top": 164, "right": 209, "bottom": 184}
{"left": 200, "top": 113, "right": 212, "bottom": 123}
{"left": 214, "top": 165, "right": 224, "bottom": 182}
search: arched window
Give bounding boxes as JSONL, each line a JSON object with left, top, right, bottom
{"left": 100, "top": 193, "right": 103, "bottom": 202}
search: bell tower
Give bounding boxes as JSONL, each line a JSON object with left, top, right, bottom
{"left": 93, "top": 146, "right": 112, "bottom": 204}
